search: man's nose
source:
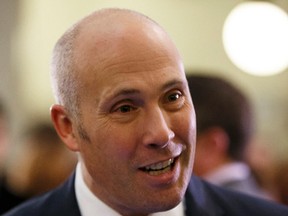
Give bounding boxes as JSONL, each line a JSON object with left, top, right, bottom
{"left": 141, "top": 107, "right": 175, "bottom": 149}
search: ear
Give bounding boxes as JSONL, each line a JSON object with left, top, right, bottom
{"left": 206, "top": 127, "right": 229, "bottom": 154}
{"left": 50, "top": 104, "right": 80, "bottom": 152}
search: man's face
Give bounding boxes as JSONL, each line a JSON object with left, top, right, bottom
{"left": 72, "top": 19, "right": 196, "bottom": 215}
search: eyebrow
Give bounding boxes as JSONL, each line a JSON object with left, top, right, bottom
{"left": 108, "top": 78, "right": 186, "bottom": 100}
{"left": 161, "top": 79, "right": 186, "bottom": 91}
{"left": 110, "top": 88, "right": 141, "bottom": 99}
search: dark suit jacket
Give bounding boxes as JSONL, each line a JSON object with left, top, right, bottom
{"left": 0, "top": 175, "right": 28, "bottom": 214}
{"left": 3, "top": 174, "right": 288, "bottom": 216}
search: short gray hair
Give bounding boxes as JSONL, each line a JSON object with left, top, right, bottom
{"left": 50, "top": 23, "right": 80, "bottom": 118}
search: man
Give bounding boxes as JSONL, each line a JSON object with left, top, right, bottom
{"left": 0, "top": 122, "right": 77, "bottom": 214}
{"left": 5, "top": 8, "right": 288, "bottom": 216}
{"left": 186, "top": 74, "right": 272, "bottom": 200}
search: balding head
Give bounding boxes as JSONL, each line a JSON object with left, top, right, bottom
{"left": 50, "top": 8, "right": 175, "bottom": 118}
{"left": 49, "top": 8, "right": 194, "bottom": 215}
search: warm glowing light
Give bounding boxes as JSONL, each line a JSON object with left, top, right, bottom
{"left": 223, "top": 2, "right": 288, "bottom": 76}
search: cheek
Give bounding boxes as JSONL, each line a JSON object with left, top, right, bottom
{"left": 179, "top": 108, "right": 197, "bottom": 161}
{"left": 84, "top": 122, "right": 137, "bottom": 169}
{"left": 79, "top": 125, "right": 135, "bottom": 192}
{"left": 171, "top": 108, "right": 196, "bottom": 163}
{"left": 174, "top": 107, "right": 196, "bottom": 145}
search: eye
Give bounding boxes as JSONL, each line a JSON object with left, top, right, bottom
{"left": 167, "top": 92, "right": 182, "bottom": 102}
{"left": 165, "top": 91, "right": 183, "bottom": 103}
{"left": 109, "top": 100, "right": 139, "bottom": 123}
{"left": 163, "top": 90, "right": 185, "bottom": 111}
{"left": 116, "top": 105, "right": 135, "bottom": 113}
{"left": 111, "top": 99, "right": 138, "bottom": 114}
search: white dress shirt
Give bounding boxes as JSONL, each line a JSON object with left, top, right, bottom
{"left": 75, "top": 163, "right": 185, "bottom": 216}
{"left": 204, "top": 162, "right": 250, "bottom": 186}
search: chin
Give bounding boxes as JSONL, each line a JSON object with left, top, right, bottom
{"left": 149, "top": 199, "right": 182, "bottom": 214}
{"left": 151, "top": 192, "right": 183, "bottom": 213}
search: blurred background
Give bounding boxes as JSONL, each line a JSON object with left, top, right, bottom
{"left": 0, "top": 0, "right": 288, "bottom": 205}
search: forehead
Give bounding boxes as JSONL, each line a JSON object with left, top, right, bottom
{"left": 74, "top": 11, "right": 181, "bottom": 71}
{"left": 85, "top": 56, "right": 186, "bottom": 106}
{"left": 79, "top": 49, "right": 186, "bottom": 108}
{"left": 72, "top": 11, "right": 185, "bottom": 98}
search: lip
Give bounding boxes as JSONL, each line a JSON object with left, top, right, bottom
{"left": 141, "top": 158, "right": 174, "bottom": 170}
{"left": 138, "top": 156, "right": 180, "bottom": 187}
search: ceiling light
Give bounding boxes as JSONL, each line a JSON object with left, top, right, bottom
{"left": 223, "top": 1, "right": 288, "bottom": 76}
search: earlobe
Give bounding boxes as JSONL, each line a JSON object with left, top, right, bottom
{"left": 50, "top": 104, "right": 80, "bottom": 152}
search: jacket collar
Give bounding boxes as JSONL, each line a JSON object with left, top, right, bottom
{"left": 184, "top": 175, "right": 224, "bottom": 216}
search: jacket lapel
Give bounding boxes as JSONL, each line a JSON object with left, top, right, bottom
{"left": 40, "top": 173, "right": 81, "bottom": 216}
{"left": 184, "top": 175, "right": 224, "bottom": 216}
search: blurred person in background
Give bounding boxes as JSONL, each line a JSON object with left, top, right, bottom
{"left": 187, "top": 74, "right": 273, "bottom": 200}
{"left": 274, "top": 161, "right": 288, "bottom": 205}
{"left": 0, "top": 99, "right": 18, "bottom": 214}
{"left": 0, "top": 122, "right": 77, "bottom": 214}
{"left": 246, "top": 133, "right": 288, "bottom": 205}
{"left": 0, "top": 100, "right": 9, "bottom": 176}
{"left": 245, "top": 138, "right": 280, "bottom": 200}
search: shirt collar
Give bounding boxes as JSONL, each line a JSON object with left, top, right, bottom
{"left": 204, "top": 162, "right": 250, "bottom": 186}
{"left": 75, "top": 162, "right": 185, "bottom": 216}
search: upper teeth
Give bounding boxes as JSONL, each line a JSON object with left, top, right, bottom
{"left": 144, "top": 158, "right": 174, "bottom": 171}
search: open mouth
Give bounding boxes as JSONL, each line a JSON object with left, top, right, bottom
{"left": 140, "top": 158, "right": 176, "bottom": 176}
